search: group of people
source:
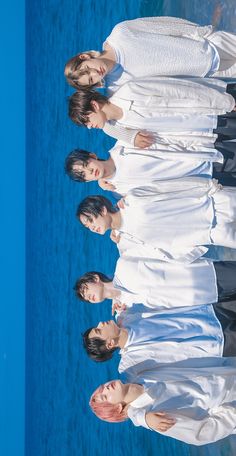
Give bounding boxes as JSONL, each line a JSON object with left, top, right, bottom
{"left": 64, "top": 16, "right": 236, "bottom": 445}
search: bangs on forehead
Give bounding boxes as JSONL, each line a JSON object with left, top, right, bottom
{"left": 93, "top": 385, "right": 104, "bottom": 402}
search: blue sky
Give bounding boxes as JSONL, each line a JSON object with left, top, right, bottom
{"left": 0, "top": 1, "right": 25, "bottom": 455}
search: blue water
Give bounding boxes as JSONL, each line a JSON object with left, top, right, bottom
{"left": 25, "top": 1, "right": 236, "bottom": 455}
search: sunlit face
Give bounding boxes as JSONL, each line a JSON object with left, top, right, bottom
{"left": 78, "top": 58, "right": 108, "bottom": 86}
{"left": 89, "top": 320, "right": 120, "bottom": 342}
{"left": 79, "top": 209, "right": 110, "bottom": 235}
{"left": 86, "top": 109, "right": 107, "bottom": 129}
{"left": 73, "top": 158, "right": 105, "bottom": 181}
{"left": 94, "top": 380, "right": 125, "bottom": 405}
{"left": 81, "top": 279, "right": 105, "bottom": 303}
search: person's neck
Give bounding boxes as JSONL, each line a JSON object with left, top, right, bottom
{"left": 102, "top": 156, "right": 116, "bottom": 178}
{"left": 118, "top": 328, "right": 128, "bottom": 348}
{"left": 103, "top": 102, "right": 123, "bottom": 122}
{"left": 103, "top": 281, "right": 121, "bottom": 300}
{"left": 110, "top": 210, "right": 122, "bottom": 230}
{"left": 102, "top": 44, "right": 117, "bottom": 69}
{"left": 124, "top": 383, "right": 144, "bottom": 405}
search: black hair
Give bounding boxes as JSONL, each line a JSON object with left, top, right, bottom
{"left": 65, "top": 149, "right": 104, "bottom": 182}
{"left": 74, "top": 271, "right": 111, "bottom": 302}
{"left": 82, "top": 327, "right": 117, "bottom": 362}
{"left": 76, "top": 195, "right": 117, "bottom": 224}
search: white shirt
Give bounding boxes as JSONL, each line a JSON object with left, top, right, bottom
{"left": 114, "top": 256, "right": 218, "bottom": 310}
{"left": 104, "top": 17, "right": 215, "bottom": 94}
{"left": 118, "top": 177, "right": 217, "bottom": 261}
{"left": 127, "top": 357, "right": 236, "bottom": 445}
{"left": 118, "top": 305, "right": 224, "bottom": 376}
{"left": 108, "top": 142, "right": 213, "bottom": 195}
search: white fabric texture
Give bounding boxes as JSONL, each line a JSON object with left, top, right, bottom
{"left": 118, "top": 178, "right": 236, "bottom": 260}
{"left": 108, "top": 143, "right": 213, "bottom": 195}
{"left": 127, "top": 357, "right": 236, "bottom": 445}
{"left": 210, "top": 30, "right": 236, "bottom": 77}
{"left": 118, "top": 305, "right": 224, "bottom": 375}
{"left": 104, "top": 17, "right": 214, "bottom": 94}
{"left": 113, "top": 256, "right": 218, "bottom": 310}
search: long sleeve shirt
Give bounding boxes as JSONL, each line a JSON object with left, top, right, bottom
{"left": 104, "top": 17, "right": 216, "bottom": 94}
{"left": 108, "top": 142, "right": 213, "bottom": 196}
{"left": 118, "top": 306, "right": 223, "bottom": 375}
{"left": 127, "top": 357, "right": 236, "bottom": 445}
{"left": 113, "top": 256, "right": 218, "bottom": 310}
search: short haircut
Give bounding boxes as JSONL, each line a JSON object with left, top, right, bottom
{"left": 65, "top": 149, "right": 92, "bottom": 182}
{"left": 74, "top": 271, "right": 111, "bottom": 302}
{"left": 76, "top": 195, "right": 116, "bottom": 224}
{"left": 90, "top": 385, "right": 128, "bottom": 422}
{"left": 68, "top": 89, "right": 108, "bottom": 126}
{"left": 64, "top": 51, "right": 102, "bottom": 90}
{"left": 65, "top": 149, "right": 104, "bottom": 182}
{"left": 82, "top": 327, "right": 117, "bottom": 362}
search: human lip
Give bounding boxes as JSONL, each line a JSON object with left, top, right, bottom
{"left": 95, "top": 169, "right": 99, "bottom": 178}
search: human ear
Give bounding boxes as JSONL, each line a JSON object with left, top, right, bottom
{"left": 79, "top": 53, "right": 92, "bottom": 60}
{"left": 117, "top": 403, "right": 123, "bottom": 414}
{"left": 89, "top": 153, "right": 98, "bottom": 159}
{"left": 102, "top": 206, "right": 107, "bottom": 216}
{"left": 94, "top": 274, "right": 100, "bottom": 283}
{"left": 106, "top": 338, "right": 115, "bottom": 349}
{"left": 90, "top": 100, "right": 100, "bottom": 112}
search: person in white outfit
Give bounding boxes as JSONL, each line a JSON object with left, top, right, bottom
{"left": 74, "top": 260, "right": 236, "bottom": 311}
{"left": 68, "top": 78, "right": 236, "bottom": 149}
{"left": 89, "top": 357, "right": 236, "bottom": 445}
{"left": 65, "top": 17, "right": 236, "bottom": 93}
{"left": 65, "top": 140, "right": 236, "bottom": 192}
{"left": 77, "top": 179, "right": 236, "bottom": 261}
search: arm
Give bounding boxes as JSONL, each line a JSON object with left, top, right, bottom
{"left": 123, "top": 78, "right": 234, "bottom": 114}
{"left": 103, "top": 122, "right": 155, "bottom": 148}
{"left": 163, "top": 406, "right": 236, "bottom": 446}
{"left": 145, "top": 412, "right": 176, "bottom": 433}
{"left": 128, "top": 16, "right": 213, "bottom": 40}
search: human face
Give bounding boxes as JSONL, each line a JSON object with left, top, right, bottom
{"left": 79, "top": 209, "right": 110, "bottom": 235}
{"left": 89, "top": 320, "right": 120, "bottom": 343}
{"left": 81, "top": 279, "right": 106, "bottom": 303}
{"left": 86, "top": 109, "right": 107, "bottom": 130}
{"left": 73, "top": 158, "right": 105, "bottom": 181}
{"left": 94, "top": 380, "right": 125, "bottom": 405}
{"left": 78, "top": 58, "right": 108, "bottom": 86}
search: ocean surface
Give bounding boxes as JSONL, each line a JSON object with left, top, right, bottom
{"left": 25, "top": 1, "right": 236, "bottom": 455}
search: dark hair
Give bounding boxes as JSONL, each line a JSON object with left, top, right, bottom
{"left": 65, "top": 149, "right": 102, "bottom": 182}
{"left": 82, "top": 327, "right": 117, "bottom": 362}
{"left": 76, "top": 195, "right": 117, "bottom": 224}
{"left": 68, "top": 89, "right": 108, "bottom": 126}
{"left": 74, "top": 271, "right": 111, "bottom": 301}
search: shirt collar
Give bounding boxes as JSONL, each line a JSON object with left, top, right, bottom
{"left": 109, "top": 95, "right": 132, "bottom": 121}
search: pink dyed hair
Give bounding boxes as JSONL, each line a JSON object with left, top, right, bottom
{"left": 89, "top": 385, "right": 128, "bottom": 423}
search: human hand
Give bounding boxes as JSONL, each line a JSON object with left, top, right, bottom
{"left": 110, "top": 230, "right": 121, "bottom": 244}
{"left": 112, "top": 300, "right": 127, "bottom": 316}
{"left": 145, "top": 412, "right": 176, "bottom": 433}
{"left": 116, "top": 198, "right": 125, "bottom": 209}
{"left": 134, "top": 131, "right": 155, "bottom": 149}
{"left": 98, "top": 179, "right": 116, "bottom": 191}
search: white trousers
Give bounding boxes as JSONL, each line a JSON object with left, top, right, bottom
{"left": 210, "top": 31, "right": 236, "bottom": 78}
{"left": 210, "top": 186, "right": 236, "bottom": 248}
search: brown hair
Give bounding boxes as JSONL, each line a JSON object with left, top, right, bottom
{"left": 68, "top": 89, "right": 108, "bottom": 126}
{"left": 64, "top": 51, "right": 102, "bottom": 89}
